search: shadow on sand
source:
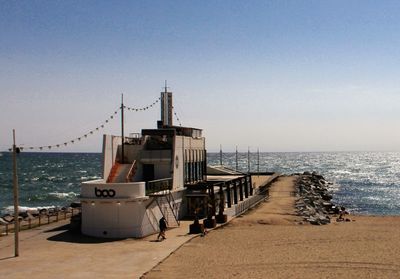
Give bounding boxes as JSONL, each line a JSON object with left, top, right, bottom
{"left": 46, "top": 224, "right": 124, "bottom": 244}
{"left": 0, "top": 256, "right": 16, "bottom": 262}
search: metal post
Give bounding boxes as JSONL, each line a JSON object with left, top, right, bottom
{"left": 257, "top": 148, "right": 260, "bottom": 174}
{"left": 235, "top": 146, "right": 238, "bottom": 171}
{"left": 247, "top": 147, "right": 250, "bottom": 173}
{"left": 120, "top": 94, "right": 125, "bottom": 164}
{"left": 12, "top": 129, "right": 19, "bottom": 257}
{"left": 219, "top": 145, "right": 222, "bottom": 166}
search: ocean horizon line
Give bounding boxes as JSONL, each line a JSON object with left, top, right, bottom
{"left": 2, "top": 149, "right": 400, "bottom": 154}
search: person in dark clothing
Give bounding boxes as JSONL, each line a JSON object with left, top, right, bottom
{"left": 157, "top": 217, "right": 167, "bottom": 241}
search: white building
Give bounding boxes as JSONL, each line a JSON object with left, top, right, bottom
{"left": 81, "top": 89, "right": 206, "bottom": 238}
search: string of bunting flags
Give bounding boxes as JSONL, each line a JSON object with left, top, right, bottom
{"left": 11, "top": 109, "right": 121, "bottom": 152}
{"left": 124, "top": 96, "right": 161, "bottom": 111}
{"left": 172, "top": 106, "right": 182, "bottom": 126}
{"left": 10, "top": 96, "right": 162, "bottom": 152}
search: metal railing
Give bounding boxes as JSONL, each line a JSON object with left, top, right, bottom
{"left": 146, "top": 178, "right": 173, "bottom": 195}
{"left": 125, "top": 160, "right": 137, "bottom": 182}
{"left": 233, "top": 190, "right": 269, "bottom": 216}
{"left": 0, "top": 207, "right": 81, "bottom": 236}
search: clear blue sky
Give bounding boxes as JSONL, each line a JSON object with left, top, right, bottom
{"left": 1, "top": 1, "right": 400, "bottom": 152}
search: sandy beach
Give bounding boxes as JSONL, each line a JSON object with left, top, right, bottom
{"left": 143, "top": 176, "right": 400, "bottom": 279}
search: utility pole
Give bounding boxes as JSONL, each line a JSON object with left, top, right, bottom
{"left": 120, "top": 94, "right": 124, "bottom": 164}
{"left": 12, "top": 129, "right": 19, "bottom": 257}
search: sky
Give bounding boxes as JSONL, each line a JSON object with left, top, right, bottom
{"left": 1, "top": 0, "right": 400, "bottom": 152}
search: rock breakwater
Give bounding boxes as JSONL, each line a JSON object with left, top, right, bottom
{"left": 295, "top": 172, "right": 339, "bottom": 225}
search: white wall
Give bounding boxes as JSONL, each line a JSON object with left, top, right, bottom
{"left": 82, "top": 201, "right": 149, "bottom": 238}
{"left": 81, "top": 189, "right": 186, "bottom": 238}
{"left": 173, "top": 136, "right": 184, "bottom": 190}
{"left": 102, "top": 135, "right": 121, "bottom": 179}
{"left": 81, "top": 180, "right": 146, "bottom": 198}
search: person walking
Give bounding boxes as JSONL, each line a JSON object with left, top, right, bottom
{"left": 157, "top": 217, "right": 167, "bottom": 241}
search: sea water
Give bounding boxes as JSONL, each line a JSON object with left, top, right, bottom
{"left": 1, "top": 151, "right": 399, "bottom": 215}
{"left": 0, "top": 152, "right": 101, "bottom": 215}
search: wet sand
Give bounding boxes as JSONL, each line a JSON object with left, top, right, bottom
{"left": 143, "top": 176, "right": 400, "bottom": 278}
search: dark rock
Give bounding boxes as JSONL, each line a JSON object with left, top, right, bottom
{"left": 295, "top": 172, "right": 338, "bottom": 226}
{"left": 19, "top": 211, "right": 29, "bottom": 219}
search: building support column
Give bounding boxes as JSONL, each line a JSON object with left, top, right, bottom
{"left": 244, "top": 176, "right": 249, "bottom": 198}
{"left": 226, "top": 182, "right": 231, "bottom": 208}
{"left": 233, "top": 180, "right": 238, "bottom": 204}
{"left": 249, "top": 175, "right": 253, "bottom": 196}
{"left": 239, "top": 178, "right": 244, "bottom": 201}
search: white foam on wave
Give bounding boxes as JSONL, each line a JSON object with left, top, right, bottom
{"left": 48, "top": 192, "right": 78, "bottom": 199}
{"left": 363, "top": 196, "right": 384, "bottom": 201}
{"left": 80, "top": 176, "right": 101, "bottom": 180}
{"left": 332, "top": 170, "right": 352, "bottom": 175}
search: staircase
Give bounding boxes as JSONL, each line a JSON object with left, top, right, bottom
{"left": 107, "top": 162, "right": 136, "bottom": 183}
{"left": 107, "top": 163, "right": 120, "bottom": 183}
{"left": 147, "top": 191, "right": 180, "bottom": 228}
